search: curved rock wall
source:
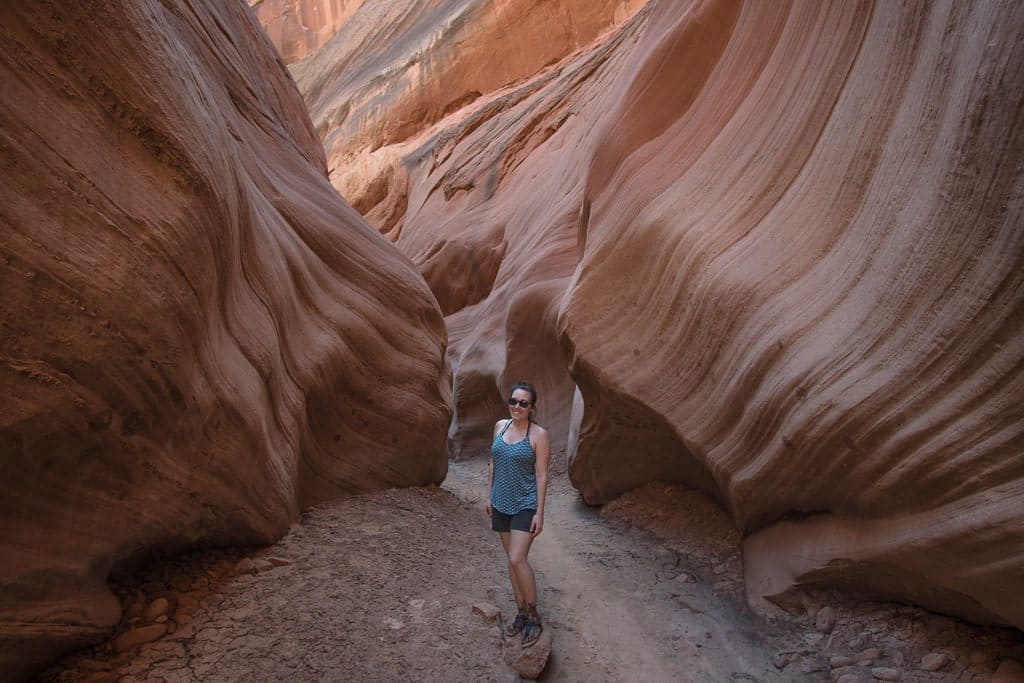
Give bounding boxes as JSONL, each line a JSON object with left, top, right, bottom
{"left": 0, "top": 1, "right": 449, "bottom": 678}
{"left": 560, "top": 0, "right": 1024, "bottom": 627}
{"left": 254, "top": 0, "right": 646, "bottom": 456}
{"left": 258, "top": 0, "right": 1023, "bottom": 629}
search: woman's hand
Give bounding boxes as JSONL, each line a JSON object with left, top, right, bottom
{"left": 530, "top": 512, "right": 544, "bottom": 536}
{"left": 485, "top": 502, "right": 492, "bottom": 518}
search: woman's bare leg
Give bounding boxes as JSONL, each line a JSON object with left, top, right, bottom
{"left": 507, "top": 530, "right": 537, "bottom": 606}
{"left": 499, "top": 531, "right": 526, "bottom": 608}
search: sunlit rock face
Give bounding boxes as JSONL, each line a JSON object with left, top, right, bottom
{"left": 253, "top": 0, "right": 362, "bottom": 63}
{"left": 559, "top": 0, "right": 1024, "bottom": 629}
{"left": 0, "top": 1, "right": 449, "bottom": 678}
{"left": 261, "top": 0, "right": 1022, "bottom": 629}
{"left": 253, "top": 0, "right": 647, "bottom": 456}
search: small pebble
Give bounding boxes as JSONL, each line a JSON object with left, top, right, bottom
{"left": 920, "top": 652, "right": 949, "bottom": 672}
{"left": 142, "top": 597, "right": 169, "bottom": 622}
{"left": 233, "top": 558, "right": 255, "bottom": 576}
{"left": 860, "top": 648, "right": 882, "bottom": 661}
{"left": 815, "top": 606, "right": 837, "bottom": 634}
{"left": 830, "top": 655, "right": 855, "bottom": 668}
{"left": 772, "top": 652, "right": 793, "bottom": 670}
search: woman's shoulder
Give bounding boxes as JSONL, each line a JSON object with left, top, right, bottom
{"left": 529, "top": 421, "right": 548, "bottom": 435}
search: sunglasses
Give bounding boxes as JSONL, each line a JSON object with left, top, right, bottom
{"left": 508, "top": 398, "right": 532, "bottom": 408}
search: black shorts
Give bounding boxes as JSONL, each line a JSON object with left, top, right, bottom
{"left": 491, "top": 508, "right": 535, "bottom": 533}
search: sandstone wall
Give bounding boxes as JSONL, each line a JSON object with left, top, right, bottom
{"left": 0, "top": 1, "right": 449, "bottom": 678}
{"left": 259, "top": 0, "right": 1023, "bottom": 629}
{"left": 251, "top": 0, "right": 362, "bottom": 64}
{"left": 559, "top": 0, "right": 1023, "bottom": 629}
{"left": 254, "top": 0, "right": 645, "bottom": 456}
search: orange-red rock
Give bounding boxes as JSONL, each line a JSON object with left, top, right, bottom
{"left": 252, "top": 0, "right": 361, "bottom": 64}
{"left": 559, "top": 0, "right": 1024, "bottom": 630}
{"left": 271, "top": 0, "right": 1024, "bottom": 630}
{"left": 256, "top": 0, "right": 645, "bottom": 455}
{"left": 0, "top": 0, "right": 448, "bottom": 678}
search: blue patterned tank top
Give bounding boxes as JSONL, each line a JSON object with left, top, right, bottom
{"left": 490, "top": 420, "right": 538, "bottom": 515}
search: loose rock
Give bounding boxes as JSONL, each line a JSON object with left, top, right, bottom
{"left": 505, "top": 629, "right": 553, "bottom": 680}
{"left": 920, "top": 652, "right": 949, "bottom": 671}
{"left": 233, "top": 558, "right": 256, "bottom": 576}
{"left": 994, "top": 659, "right": 1024, "bottom": 682}
{"left": 142, "top": 597, "right": 169, "bottom": 622}
{"left": 772, "top": 651, "right": 794, "bottom": 670}
{"left": 800, "top": 656, "right": 827, "bottom": 674}
{"left": 112, "top": 624, "right": 167, "bottom": 653}
{"left": 871, "top": 667, "right": 901, "bottom": 681}
{"left": 830, "top": 655, "right": 855, "bottom": 668}
{"left": 252, "top": 558, "right": 276, "bottom": 572}
{"left": 816, "top": 606, "right": 837, "bottom": 634}
{"left": 471, "top": 602, "right": 500, "bottom": 624}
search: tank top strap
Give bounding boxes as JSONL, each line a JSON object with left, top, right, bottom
{"left": 498, "top": 419, "right": 512, "bottom": 437}
{"left": 526, "top": 420, "right": 531, "bottom": 439}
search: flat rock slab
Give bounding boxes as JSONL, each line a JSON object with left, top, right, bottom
{"left": 472, "top": 602, "right": 500, "bottom": 623}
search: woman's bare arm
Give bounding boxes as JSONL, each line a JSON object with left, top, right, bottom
{"left": 486, "top": 420, "right": 505, "bottom": 516}
{"left": 531, "top": 428, "right": 551, "bottom": 535}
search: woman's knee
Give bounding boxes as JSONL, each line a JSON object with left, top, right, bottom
{"left": 509, "top": 553, "right": 529, "bottom": 570}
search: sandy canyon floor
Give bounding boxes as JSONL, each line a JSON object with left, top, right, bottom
{"left": 40, "top": 456, "right": 1024, "bottom": 682}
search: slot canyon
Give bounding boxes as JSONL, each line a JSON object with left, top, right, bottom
{"left": 1, "top": 0, "right": 1021, "bottom": 681}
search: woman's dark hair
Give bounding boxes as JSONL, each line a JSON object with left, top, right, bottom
{"left": 509, "top": 381, "right": 538, "bottom": 414}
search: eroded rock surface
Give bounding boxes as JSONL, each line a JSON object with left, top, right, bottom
{"left": 558, "top": 0, "right": 1024, "bottom": 630}
{"left": 254, "top": 0, "right": 647, "bottom": 456}
{"left": 264, "top": 0, "right": 1024, "bottom": 632}
{"left": 252, "top": 0, "right": 362, "bottom": 64}
{"left": 0, "top": 1, "right": 448, "bottom": 678}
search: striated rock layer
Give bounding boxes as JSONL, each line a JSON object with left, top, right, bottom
{"left": 253, "top": 0, "right": 647, "bottom": 456}
{"left": 268, "top": 0, "right": 1024, "bottom": 630}
{"left": 253, "top": 0, "right": 362, "bottom": 64}
{"left": 0, "top": 1, "right": 449, "bottom": 678}
{"left": 557, "top": 0, "right": 1024, "bottom": 629}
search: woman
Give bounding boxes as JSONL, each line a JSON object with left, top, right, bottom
{"left": 486, "top": 381, "right": 550, "bottom": 646}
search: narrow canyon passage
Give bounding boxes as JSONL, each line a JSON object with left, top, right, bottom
{"left": 40, "top": 458, "right": 799, "bottom": 682}
{"left": 37, "top": 454, "right": 1024, "bottom": 682}
{"left": 443, "top": 458, "right": 795, "bottom": 681}
{"left": 4, "top": 1, "right": 1022, "bottom": 680}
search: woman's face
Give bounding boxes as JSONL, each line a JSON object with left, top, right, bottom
{"left": 508, "top": 388, "right": 533, "bottom": 420}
